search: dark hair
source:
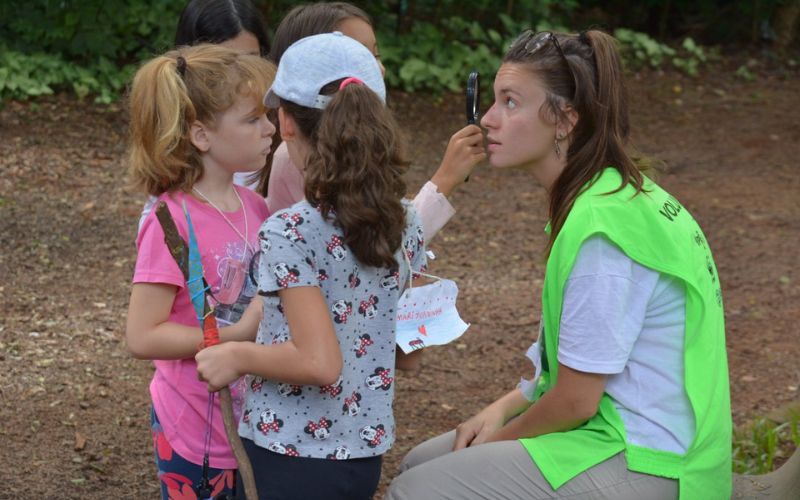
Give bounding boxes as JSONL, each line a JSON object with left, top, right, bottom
{"left": 280, "top": 81, "right": 409, "bottom": 269}
{"left": 175, "top": 0, "right": 270, "bottom": 56}
{"left": 175, "top": 0, "right": 272, "bottom": 189}
{"left": 504, "top": 29, "right": 648, "bottom": 255}
{"left": 269, "top": 2, "right": 370, "bottom": 63}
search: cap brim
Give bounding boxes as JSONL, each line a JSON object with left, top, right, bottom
{"left": 263, "top": 88, "right": 280, "bottom": 109}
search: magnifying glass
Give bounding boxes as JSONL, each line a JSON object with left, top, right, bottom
{"left": 463, "top": 71, "right": 480, "bottom": 182}
{"left": 466, "top": 71, "right": 480, "bottom": 125}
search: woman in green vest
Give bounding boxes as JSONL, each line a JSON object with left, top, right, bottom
{"left": 386, "top": 29, "right": 731, "bottom": 500}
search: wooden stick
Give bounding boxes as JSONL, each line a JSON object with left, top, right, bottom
{"left": 155, "top": 202, "right": 259, "bottom": 500}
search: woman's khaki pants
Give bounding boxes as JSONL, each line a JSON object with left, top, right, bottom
{"left": 385, "top": 430, "right": 678, "bottom": 499}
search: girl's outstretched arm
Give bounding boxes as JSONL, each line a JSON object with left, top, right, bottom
{"left": 413, "top": 124, "right": 485, "bottom": 240}
{"left": 125, "top": 283, "right": 261, "bottom": 360}
{"left": 196, "top": 286, "right": 343, "bottom": 392}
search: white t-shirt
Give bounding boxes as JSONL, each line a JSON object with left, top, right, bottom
{"left": 558, "top": 235, "right": 694, "bottom": 454}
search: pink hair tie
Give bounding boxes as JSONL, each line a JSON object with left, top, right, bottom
{"left": 339, "top": 77, "right": 364, "bottom": 89}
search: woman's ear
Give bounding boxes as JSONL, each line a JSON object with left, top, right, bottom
{"left": 558, "top": 105, "right": 579, "bottom": 139}
{"left": 189, "top": 121, "right": 211, "bottom": 152}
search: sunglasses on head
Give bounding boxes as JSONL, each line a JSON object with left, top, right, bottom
{"left": 512, "top": 30, "right": 577, "bottom": 90}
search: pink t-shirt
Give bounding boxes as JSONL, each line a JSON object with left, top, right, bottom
{"left": 134, "top": 187, "right": 269, "bottom": 469}
{"left": 266, "top": 143, "right": 305, "bottom": 214}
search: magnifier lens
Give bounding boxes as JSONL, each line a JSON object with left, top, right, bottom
{"left": 466, "top": 71, "right": 480, "bottom": 125}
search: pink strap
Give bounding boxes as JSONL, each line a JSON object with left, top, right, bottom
{"left": 339, "top": 77, "right": 364, "bottom": 89}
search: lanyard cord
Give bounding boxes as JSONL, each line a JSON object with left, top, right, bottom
{"left": 196, "top": 392, "right": 216, "bottom": 498}
{"left": 184, "top": 193, "right": 217, "bottom": 495}
{"left": 192, "top": 186, "right": 252, "bottom": 259}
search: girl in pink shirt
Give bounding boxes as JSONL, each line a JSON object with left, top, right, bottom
{"left": 125, "top": 44, "right": 276, "bottom": 499}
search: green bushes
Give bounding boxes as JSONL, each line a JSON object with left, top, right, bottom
{"left": 0, "top": 0, "right": 181, "bottom": 62}
{"left": 0, "top": 0, "right": 759, "bottom": 103}
{"left": 0, "top": 23, "right": 714, "bottom": 104}
{"left": 381, "top": 20, "right": 715, "bottom": 96}
{"left": 613, "top": 29, "right": 710, "bottom": 76}
{"left": 380, "top": 14, "right": 528, "bottom": 95}
{"left": 0, "top": 0, "right": 181, "bottom": 103}
{"left": 0, "top": 50, "right": 135, "bottom": 103}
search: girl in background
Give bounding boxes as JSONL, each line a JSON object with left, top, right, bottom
{"left": 126, "top": 44, "right": 275, "bottom": 499}
{"left": 175, "top": 0, "right": 269, "bottom": 57}
{"left": 262, "top": 2, "right": 485, "bottom": 241}
{"left": 138, "top": 0, "right": 270, "bottom": 231}
{"left": 196, "top": 33, "right": 427, "bottom": 500}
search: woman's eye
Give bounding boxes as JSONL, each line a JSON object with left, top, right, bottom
{"left": 505, "top": 97, "right": 517, "bottom": 109}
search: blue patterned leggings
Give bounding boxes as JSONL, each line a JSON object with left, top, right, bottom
{"left": 150, "top": 407, "right": 237, "bottom": 500}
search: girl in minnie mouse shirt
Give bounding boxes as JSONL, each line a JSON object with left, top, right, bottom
{"left": 195, "top": 32, "right": 426, "bottom": 499}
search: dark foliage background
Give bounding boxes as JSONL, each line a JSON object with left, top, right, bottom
{"left": 0, "top": 0, "right": 797, "bottom": 102}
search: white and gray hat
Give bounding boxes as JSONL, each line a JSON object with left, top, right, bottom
{"left": 264, "top": 31, "right": 385, "bottom": 110}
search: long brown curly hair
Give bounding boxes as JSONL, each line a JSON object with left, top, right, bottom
{"left": 280, "top": 80, "right": 409, "bottom": 268}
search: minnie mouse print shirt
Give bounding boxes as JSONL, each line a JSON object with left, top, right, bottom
{"left": 240, "top": 200, "right": 427, "bottom": 459}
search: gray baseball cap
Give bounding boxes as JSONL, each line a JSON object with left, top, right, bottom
{"left": 264, "top": 32, "right": 385, "bottom": 110}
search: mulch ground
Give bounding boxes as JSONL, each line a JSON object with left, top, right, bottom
{"left": 1, "top": 58, "right": 798, "bottom": 498}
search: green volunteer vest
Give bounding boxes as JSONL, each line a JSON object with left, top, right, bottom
{"left": 520, "top": 167, "right": 731, "bottom": 499}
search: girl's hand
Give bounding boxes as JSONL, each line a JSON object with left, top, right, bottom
{"left": 196, "top": 343, "right": 243, "bottom": 392}
{"left": 431, "top": 124, "right": 486, "bottom": 196}
{"left": 452, "top": 404, "right": 506, "bottom": 451}
{"left": 222, "top": 297, "right": 262, "bottom": 343}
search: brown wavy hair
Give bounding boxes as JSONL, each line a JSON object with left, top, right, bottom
{"left": 127, "top": 44, "right": 275, "bottom": 196}
{"left": 280, "top": 80, "right": 409, "bottom": 268}
{"left": 505, "top": 30, "right": 650, "bottom": 255}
